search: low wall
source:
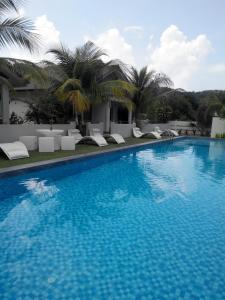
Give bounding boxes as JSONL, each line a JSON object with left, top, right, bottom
{"left": 141, "top": 123, "right": 170, "bottom": 133}
{"left": 110, "top": 122, "right": 135, "bottom": 138}
{"left": 211, "top": 117, "right": 225, "bottom": 137}
{"left": 0, "top": 124, "right": 74, "bottom": 143}
{"left": 141, "top": 121, "right": 196, "bottom": 133}
{"left": 168, "top": 121, "right": 196, "bottom": 128}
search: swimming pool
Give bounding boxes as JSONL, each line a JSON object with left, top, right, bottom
{"left": 0, "top": 138, "right": 225, "bottom": 299}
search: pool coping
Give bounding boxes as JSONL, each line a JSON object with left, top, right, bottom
{"left": 0, "top": 137, "right": 186, "bottom": 177}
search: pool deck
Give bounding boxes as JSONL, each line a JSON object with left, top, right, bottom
{"left": 0, "top": 136, "right": 183, "bottom": 177}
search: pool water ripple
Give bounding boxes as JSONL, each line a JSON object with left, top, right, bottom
{"left": 0, "top": 138, "right": 225, "bottom": 299}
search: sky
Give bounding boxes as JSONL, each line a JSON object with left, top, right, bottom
{"left": 1, "top": 0, "right": 225, "bottom": 91}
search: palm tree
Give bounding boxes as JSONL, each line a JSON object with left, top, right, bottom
{"left": 46, "top": 42, "right": 135, "bottom": 126}
{"left": 0, "top": 0, "right": 38, "bottom": 52}
{"left": 127, "top": 66, "right": 173, "bottom": 121}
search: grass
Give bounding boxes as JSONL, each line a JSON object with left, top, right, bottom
{"left": 0, "top": 138, "right": 154, "bottom": 169}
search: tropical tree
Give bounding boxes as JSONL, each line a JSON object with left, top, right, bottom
{"left": 45, "top": 42, "right": 136, "bottom": 126}
{"left": 0, "top": 0, "right": 38, "bottom": 52}
{"left": 126, "top": 66, "right": 173, "bottom": 121}
{"left": 25, "top": 94, "right": 69, "bottom": 124}
{"left": 196, "top": 94, "right": 223, "bottom": 134}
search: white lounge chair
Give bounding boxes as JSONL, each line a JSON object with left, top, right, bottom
{"left": 104, "top": 133, "right": 125, "bottom": 144}
{"left": 154, "top": 126, "right": 179, "bottom": 137}
{"left": 68, "top": 129, "right": 108, "bottom": 147}
{"left": 68, "top": 129, "right": 83, "bottom": 144}
{"left": 133, "top": 127, "right": 161, "bottom": 139}
{"left": 0, "top": 141, "right": 29, "bottom": 160}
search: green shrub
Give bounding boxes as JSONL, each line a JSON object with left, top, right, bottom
{"left": 215, "top": 133, "right": 225, "bottom": 138}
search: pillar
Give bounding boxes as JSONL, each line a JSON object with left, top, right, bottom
{"left": 2, "top": 84, "right": 10, "bottom": 124}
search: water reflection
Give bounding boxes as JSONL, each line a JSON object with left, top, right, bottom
{"left": 135, "top": 147, "right": 199, "bottom": 204}
{"left": 0, "top": 178, "right": 59, "bottom": 260}
{"left": 21, "top": 178, "right": 59, "bottom": 198}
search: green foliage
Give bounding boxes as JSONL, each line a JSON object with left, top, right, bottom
{"left": 215, "top": 133, "right": 225, "bottom": 138}
{"left": 196, "top": 94, "right": 223, "bottom": 128}
{"left": 148, "top": 99, "right": 173, "bottom": 123}
{"left": 10, "top": 111, "right": 24, "bottom": 124}
{"left": 219, "top": 106, "right": 225, "bottom": 118}
{"left": 25, "top": 94, "right": 71, "bottom": 124}
{"left": 126, "top": 66, "right": 173, "bottom": 119}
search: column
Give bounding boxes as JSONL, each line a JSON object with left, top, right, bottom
{"left": 105, "top": 101, "right": 111, "bottom": 133}
{"left": 128, "top": 109, "right": 132, "bottom": 124}
{"left": 2, "top": 84, "right": 10, "bottom": 124}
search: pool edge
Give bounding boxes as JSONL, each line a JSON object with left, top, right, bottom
{"left": 0, "top": 136, "right": 184, "bottom": 177}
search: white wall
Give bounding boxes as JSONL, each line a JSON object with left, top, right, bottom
{"left": 0, "top": 124, "right": 74, "bottom": 143}
{"left": 91, "top": 102, "right": 110, "bottom": 132}
{"left": 86, "top": 122, "right": 104, "bottom": 135}
{"left": 10, "top": 100, "right": 29, "bottom": 119}
{"left": 110, "top": 122, "right": 135, "bottom": 138}
{"left": 141, "top": 121, "right": 196, "bottom": 133}
{"left": 211, "top": 117, "right": 225, "bottom": 137}
{"left": 141, "top": 123, "right": 171, "bottom": 133}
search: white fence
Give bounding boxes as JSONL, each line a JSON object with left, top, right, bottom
{"left": 110, "top": 122, "right": 135, "bottom": 138}
{"left": 86, "top": 122, "right": 104, "bottom": 135}
{"left": 141, "top": 121, "right": 196, "bottom": 133}
{"left": 211, "top": 117, "right": 225, "bottom": 137}
{"left": 0, "top": 120, "right": 199, "bottom": 143}
{"left": 0, "top": 124, "right": 74, "bottom": 143}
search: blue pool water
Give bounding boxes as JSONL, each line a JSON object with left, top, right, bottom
{"left": 0, "top": 138, "right": 225, "bottom": 299}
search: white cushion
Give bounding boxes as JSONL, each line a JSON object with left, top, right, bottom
{"left": 38, "top": 137, "right": 55, "bottom": 152}
{"left": 19, "top": 136, "right": 38, "bottom": 151}
{"left": 61, "top": 136, "right": 75, "bottom": 150}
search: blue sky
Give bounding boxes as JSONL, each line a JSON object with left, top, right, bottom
{"left": 3, "top": 0, "right": 225, "bottom": 91}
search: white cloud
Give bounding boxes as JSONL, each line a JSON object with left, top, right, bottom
{"left": 0, "top": 14, "right": 60, "bottom": 62}
{"left": 147, "top": 25, "right": 212, "bottom": 89}
{"left": 146, "top": 35, "right": 154, "bottom": 52}
{"left": 35, "top": 15, "right": 60, "bottom": 51}
{"left": 85, "top": 28, "right": 135, "bottom": 65}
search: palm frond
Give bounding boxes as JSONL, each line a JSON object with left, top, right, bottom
{"left": 98, "top": 80, "right": 136, "bottom": 97}
{"left": 112, "top": 96, "right": 134, "bottom": 111}
{"left": 56, "top": 78, "right": 82, "bottom": 96}
{"left": 0, "top": 0, "right": 21, "bottom": 13}
{"left": 0, "top": 17, "right": 39, "bottom": 52}
{"left": 55, "top": 78, "right": 90, "bottom": 113}
{"left": 76, "top": 41, "right": 107, "bottom": 62}
{"left": 67, "top": 90, "right": 90, "bottom": 112}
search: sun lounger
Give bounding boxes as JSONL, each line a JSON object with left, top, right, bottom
{"left": 104, "top": 133, "right": 125, "bottom": 144}
{"left": 68, "top": 129, "right": 108, "bottom": 147}
{"left": 0, "top": 141, "right": 29, "bottom": 160}
{"left": 133, "top": 127, "right": 161, "bottom": 139}
{"left": 68, "top": 129, "right": 83, "bottom": 144}
{"left": 154, "top": 126, "right": 179, "bottom": 137}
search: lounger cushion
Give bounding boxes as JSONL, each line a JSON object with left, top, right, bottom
{"left": 0, "top": 141, "right": 29, "bottom": 160}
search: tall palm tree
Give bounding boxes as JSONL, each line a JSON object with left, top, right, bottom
{"left": 0, "top": 0, "right": 38, "bottom": 52}
{"left": 46, "top": 42, "right": 135, "bottom": 125}
{"left": 127, "top": 66, "right": 173, "bottom": 121}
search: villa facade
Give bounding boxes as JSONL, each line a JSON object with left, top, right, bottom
{"left": 0, "top": 80, "right": 135, "bottom": 137}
